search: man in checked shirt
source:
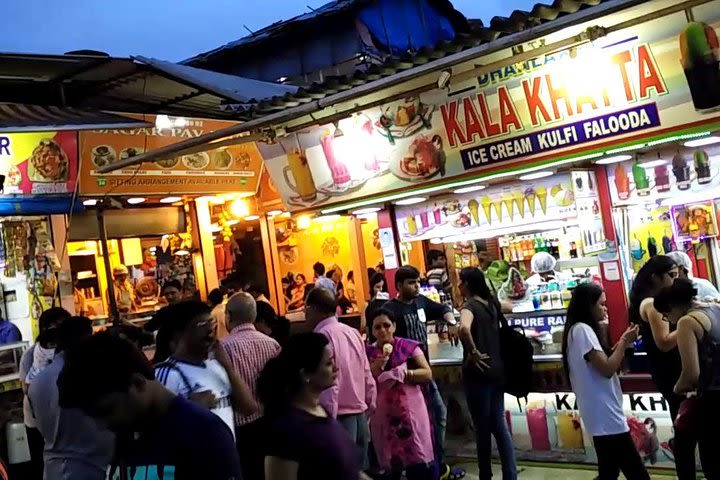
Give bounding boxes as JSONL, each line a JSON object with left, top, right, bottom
{"left": 221, "top": 292, "right": 281, "bottom": 480}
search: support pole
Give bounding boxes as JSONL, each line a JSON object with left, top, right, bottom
{"left": 97, "top": 206, "right": 119, "bottom": 324}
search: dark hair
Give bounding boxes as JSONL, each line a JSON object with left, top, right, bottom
{"left": 305, "top": 287, "right": 337, "bottom": 316}
{"left": 395, "top": 265, "right": 420, "bottom": 289}
{"left": 296, "top": 273, "right": 306, "bottom": 283}
{"left": 347, "top": 270, "right": 354, "bottom": 282}
{"left": 257, "top": 332, "right": 329, "bottom": 415}
{"left": 369, "top": 273, "right": 385, "bottom": 294}
{"left": 628, "top": 255, "right": 677, "bottom": 325}
{"left": 56, "top": 316, "right": 93, "bottom": 352}
{"left": 459, "top": 267, "right": 492, "bottom": 301}
{"left": 153, "top": 301, "right": 211, "bottom": 364}
{"left": 377, "top": 262, "right": 385, "bottom": 271}
{"left": 313, "top": 262, "right": 325, "bottom": 276}
{"left": 369, "top": 307, "right": 396, "bottom": 325}
{"left": 326, "top": 269, "right": 335, "bottom": 279}
{"left": 367, "top": 268, "right": 377, "bottom": 283}
{"left": 256, "top": 301, "right": 289, "bottom": 341}
{"left": 654, "top": 278, "right": 697, "bottom": 314}
{"left": 161, "top": 280, "right": 182, "bottom": 293}
{"left": 562, "top": 283, "right": 605, "bottom": 384}
{"left": 208, "top": 288, "right": 225, "bottom": 307}
{"left": 37, "top": 307, "right": 71, "bottom": 345}
{"left": 58, "top": 332, "right": 154, "bottom": 411}
{"left": 247, "top": 283, "right": 267, "bottom": 296}
{"left": 427, "top": 250, "right": 446, "bottom": 265}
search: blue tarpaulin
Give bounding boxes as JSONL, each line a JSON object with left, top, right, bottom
{"left": 0, "top": 196, "right": 83, "bottom": 216}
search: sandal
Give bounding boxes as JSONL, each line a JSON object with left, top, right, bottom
{"left": 439, "top": 464, "right": 466, "bottom": 480}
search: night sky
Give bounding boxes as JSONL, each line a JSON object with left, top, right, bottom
{"left": 3, "top": 0, "right": 537, "bottom": 61}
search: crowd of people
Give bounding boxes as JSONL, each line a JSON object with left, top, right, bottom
{"left": 12, "top": 248, "right": 720, "bottom": 480}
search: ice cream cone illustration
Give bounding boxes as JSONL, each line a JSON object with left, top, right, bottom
{"left": 481, "top": 196, "right": 493, "bottom": 224}
{"left": 524, "top": 188, "right": 537, "bottom": 217}
{"left": 468, "top": 199, "right": 480, "bottom": 225}
{"left": 680, "top": 22, "right": 720, "bottom": 111}
{"left": 513, "top": 191, "right": 525, "bottom": 218}
{"left": 536, "top": 186, "right": 548, "bottom": 215}
{"left": 502, "top": 193, "right": 514, "bottom": 221}
{"left": 492, "top": 198, "right": 503, "bottom": 222}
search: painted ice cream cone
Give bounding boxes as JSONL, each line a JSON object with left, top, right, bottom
{"left": 481, "top": 196, "right": 493, "bottom": 224}
{"left": 502, "top": 194, "right": 514, "bottom": 221}
{"left": 492, "top": 199, "right": 503, "bottom": 223}
{"left": 468, "top": 199, "right": 480, "bottom": 225}
{"left": 536, "top": 186, "right": 548, "bottom": 215}
{"left": 524, "top": 188, "right": 537, "bottom": 217}
{"left": 513, "top": 191, "right": 525, "bottom": 218}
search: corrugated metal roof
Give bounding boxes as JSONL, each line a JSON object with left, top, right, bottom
{"left": 0, "top": 103, "right": 150, "bottom": 132}
{"left": 0, "top": 53, "right": 299, "bottom": 121}
{"left": 196, "top": 0, "right": 614, "bottom": 116}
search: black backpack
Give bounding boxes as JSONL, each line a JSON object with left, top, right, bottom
{"left": 496, "top": 303, "right": 534, "bottom": 398}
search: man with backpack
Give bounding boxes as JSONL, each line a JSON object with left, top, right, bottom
{"left": 380, "top": 265, "right": 465, "bottom": 480}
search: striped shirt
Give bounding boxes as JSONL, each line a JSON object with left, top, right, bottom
{"left": 220, "top": 323, "right": 281, "bottom": 426}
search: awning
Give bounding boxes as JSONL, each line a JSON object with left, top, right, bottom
{"left": 0, "top": 103, "right": 150, "bottom": 132}
{"left": 0, "top": 196, "right": 84, "bottom": 216}
{"left": 0, "top": 53, "right": 299, "bottom": 121}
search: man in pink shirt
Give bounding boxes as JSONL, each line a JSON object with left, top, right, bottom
{"left": 306, "top": 287, "right": 376, "bottom": 470}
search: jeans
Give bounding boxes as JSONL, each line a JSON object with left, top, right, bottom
{"left": 464, "top": 381, "right": 517, "bottom": 480}
{"left": 426, "top": 380, "right": 447, "bottom": 465}
{"left": 593, "top": 432, "right": 650, "bottom": 480}
{"left": 337, "top": 412, "right": 370, "bottom": 470}
{"left": 664, "top": 391, "right": 697, "bottom": 480}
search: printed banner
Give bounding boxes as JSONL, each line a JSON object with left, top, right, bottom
{"left": 0, "top": 131, "right": 78, "bottom": 195}
{"left": 260, "top": 13, "right": 720, "bottom": 210}
{"left": 79, "top": 116, "right": 263, "bottom": 196}
{"left": 393, "top": 173, "right": 580, "bottom": 242}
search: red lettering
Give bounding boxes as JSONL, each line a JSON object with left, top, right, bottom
{"left": 440, "top": 101, "right": 466, "bottom": 148}
{"left": 497, "top": 86, "right": 522, "bottom": 134}
{"left": 462, "top": 96, "right": 485, "bottom": 143}
{"left": 611, "top": 51, "right": 635, "bottom": 102}
{"left": 575, "top": 93, "right": 598, "bottom": 114}
{"left": 522, "top": 77, "right": 551, "bottom": 126}
{"left": 545, "top": 75, "right": 573, "bottom": 120}
{"left": 637, "top": 45, "right": 667, "bottom": 99}
{"left": 477, "top": 93, "right": 501, "bottom": 137}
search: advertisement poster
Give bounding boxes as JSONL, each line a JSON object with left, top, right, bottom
{"left": 607, "top": 142, "right": 720, "bottom": 205}
{"left": 79, "top": 116, "right": 263, "bottom": 196}
{"left": 0, "top": 131, "right": 78, "bottom": 195}
{"left": 393, "top": 173, "right": 579, "bottom": 242}
{"left": 260, "top": 13, "right": 720, "bottom": 210}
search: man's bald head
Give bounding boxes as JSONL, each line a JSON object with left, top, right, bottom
{"left": 305, "top": 287, "right": 338, "bottom": 327}
{"left": 226, "top": 292, "right": 257, "bottom": 330}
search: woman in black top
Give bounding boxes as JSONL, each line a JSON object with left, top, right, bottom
{"left": 629, "top": 255, "right": 695, "bottom": 480}
{"left": 458, "top": 267, "right": 517, "bottom": 480}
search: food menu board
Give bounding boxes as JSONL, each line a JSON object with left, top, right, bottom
{"left": 78, "top": 116, "right": 263, "bottom": 196}
{"left": 0, "top": 131, "right": 78, "bottom": 195}
{"left": 394, "top": 174, "right": 578, "bottom": 243}
{"left": 607, "top": 143, "right": 720, "bottom": 206}
{"left": 260, "top": 14, "right": 720, "bottom": 211}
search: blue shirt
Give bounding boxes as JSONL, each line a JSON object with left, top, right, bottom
{"left": 28, "top": 353, "right": 115, "bottom": 480}
{"left": 0, "top": 320, "right": 21, "bottom": 344}
{"left": 109, "top": 395, "right": 242, "bottom": 480}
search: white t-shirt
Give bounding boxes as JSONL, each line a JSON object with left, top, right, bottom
{"left": 155, "top": 358, "right": 235, "bottom": 437}
{"left": 567, "top": 323, "right": 628, "bottom": 437}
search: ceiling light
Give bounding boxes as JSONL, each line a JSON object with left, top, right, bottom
{"left": 229, "top": 199, "right": 250, "bottom": 218}
{"left": 174, "top": 249, "right": 190, "bottom": 256}
{"left": 684, "top": 136, "right": 720, "bottom": 148}
{"left": 83, "top": 199, "right": 98, "bottom": 206}
{"left": 244, "top": 215, "right": 260, "bottom": 221}
{"left": 226, "top": 219, "right": 239, "bottom": 226}
{"left": 314, "top": 214, "right": 340, "bottom": 223}
{"left": 160, "top": 196, "right": 182, "bottom": 203}
{"left": 430, "top": 238, "right": 443, "bottom": 245}
{"left": 280, "top": 211, "right": 291, "bottom": 217}
{"left": 209, "top": 224, "right": 222, "bottom": 233}
{"left": 351, "top": 207, "right": 381, "bottom": 215}
{"left": 605, "top": 144, "right": 644, "bottom": 155}
{"left": 296, "top": 215, "right": 312, "bottom": 229}
{"left": 595, "top": 154, "right": 633, "bottom": 165}
{"left": 639, "top": 159, "right": 667, "bottom": 169}
{"left": 453, "top": 184, "right": 486, "bottom": 194}
{"left": 267, "top": 209, "right": 283, "bottom": 216}
{"left": 127, "top": 197, "right": 146, "bottom": 205}
{"left": 519, "top": 171, "right": 554, "bottom": 181}
{"left": 394, "top": 197, "right": 427, "bottom": 206}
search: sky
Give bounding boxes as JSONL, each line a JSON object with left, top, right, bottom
{"left": 3, "top": 0, "right": 536, "bottom": 62}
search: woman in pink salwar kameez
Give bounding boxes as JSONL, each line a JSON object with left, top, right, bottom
{"left": 367, "top": 308, "right": 435, "bottom": 480}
